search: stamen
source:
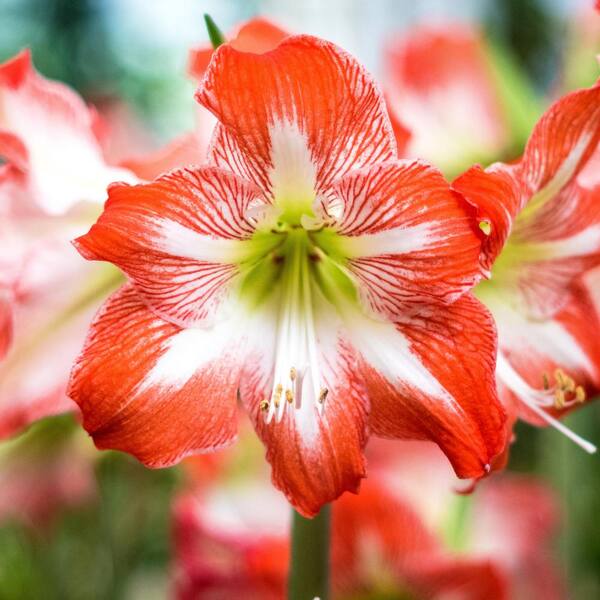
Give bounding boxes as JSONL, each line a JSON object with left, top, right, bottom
{"left": 265, "top": 231, "right": 325, "bottom": 424}
{"left": 497, "top": 354, "right": 596, "bottom": 454}
{"left": 260, "top": 400, "right": 270, "bottom": 412}
{"left": 318, "top": 388, "right": 329, "bottom": 404}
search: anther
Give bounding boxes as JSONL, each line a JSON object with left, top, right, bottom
{"left": 289, "top": 367, "right": 297, "bottom": 381}
{"left": 259, "top": 400, "right": 270, "bottom": 412}
{"left": 542, "top": 373, "right": 550, "bottom": 390}
{"left": 318, "top": 388, "right": 329, "bottom": 404}
{"left": 575, "top": 386, "right": 586, "bottom": 403}
{"left": 285, "top": 389, "right": 294, "bottom": 403}
{"left": 554, "top": 389, "right": 566, "bottom": 409}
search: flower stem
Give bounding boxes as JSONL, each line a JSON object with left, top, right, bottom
{"left": 288, "top": 505, "right": 331, "bottom": 600}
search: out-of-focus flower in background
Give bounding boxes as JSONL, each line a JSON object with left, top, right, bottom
{"left": 0, "top": 416, "right": 96, "bottom": 529}
{"left": 454, "top": 80, "right": 600, "bottom": 455}
{"left": 0, "top": 50, "right": 134, "bottom": 439}
{"left": 383, "top": 23, "right": 541, "bottom": 176}
{"left": 172, "top": 438, "right": 563, "bottom": 600}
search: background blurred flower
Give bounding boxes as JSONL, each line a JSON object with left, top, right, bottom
{"left": 383, "top": 23, "right": 541, "bottom": 177}
{"left": 0, "top": 50, "right": 133, "bottom": 439}
{"left": 172, "top": 438, "right": 564, "bottom": 599}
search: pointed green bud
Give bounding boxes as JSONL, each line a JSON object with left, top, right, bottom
{"left": 204, "top": 13, "right": 226, "bottom": 50}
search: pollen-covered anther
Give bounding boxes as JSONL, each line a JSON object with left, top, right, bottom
{"left": 285, "top": 388, "right": 294, "bottom": 403}
{"left": 259, "top": 399, "right": 270, "bottom": 412}
{"left": 541, "top": 369, "right": 587, "bottom": 410}
{"left": 289, "top": 367, "right": 297, "bottom": 381}
{"left": 318, "top": 388, "right": 329, "bottom": 404}
{"left": 274, "top": 384, "right": 283, "bottom": 408}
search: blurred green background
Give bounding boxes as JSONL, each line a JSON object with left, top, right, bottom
{"left": 0, "top": 0, "right": 599, "bottom": 598}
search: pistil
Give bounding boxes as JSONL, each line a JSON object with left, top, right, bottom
{"left": 264, "top": 230, "right": 327, "bottom": 423}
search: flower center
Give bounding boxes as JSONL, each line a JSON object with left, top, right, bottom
{"left": 238, "top": 212, "right": 357, "bottom": 423}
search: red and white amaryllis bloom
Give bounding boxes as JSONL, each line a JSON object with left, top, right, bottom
{"left": 384, "top": 24, "right": 509, "bottom": 175}
{"left": 0, "top": 50, "right": 138, "bottom": 438}
{"left": 69, "top": 35, "right": 506, "bottom": 515}
{"left": 454, "top": 81, "right": 600, "bottom": 453}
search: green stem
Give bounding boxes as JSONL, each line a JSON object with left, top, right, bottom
{"left": 288, "top": 505, "right": 331, "bottom": 600}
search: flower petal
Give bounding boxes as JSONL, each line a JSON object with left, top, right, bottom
{"left": 239, "top": 299, "right": 369, "bottom": 517}
{"left": 197, "top": 35, "right": 396, "bottom": 197}
{"left": 326, "top": 160, "right": 481, "bottom": 317}
{"left": 454, "top": 82, "right": 600, "bottom": 318}
{"left": 0, "top": 49, "right": 135, "bottom": 214}
{"left": 356, "top": 293, "right": 506, "bottom": 479}
{"left": 74, "top": 167, "right": 265, "bottom": 327}
{"left": 68, "top": 285, "right": 241, "bottom": 467}
{"left": 188, "top": 17, "right": 290, "bottom": 80}
{"left": 452, "top": 163, "right": 520, "bottom": 275}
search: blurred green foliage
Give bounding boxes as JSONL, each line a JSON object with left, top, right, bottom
{"left": 0, "top": 418, "right": 180, "bottom": 600}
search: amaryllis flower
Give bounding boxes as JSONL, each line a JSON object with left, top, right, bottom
{"left": 172, "top": 439, "right": 563, "bottom": 600}
{"left": 384, "top": 24, "right": 514, "bottom": 175}
{"left": 0, "top": 50, "right": 137, "bottom": 438}
{"left": 454, "top": 81, "right": 600, "bottom": 453}
{"left": 69, "top": 34, "right": 506, "bottom": 515}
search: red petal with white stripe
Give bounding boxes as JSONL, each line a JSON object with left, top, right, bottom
{"left": 240, "top": 302, "right": 369, "bottom": 517}
{"left": 74, "top": 167, "right": 264, "bottom": 327}
{"left": 359, "top": 293, "right": 506, "bottom": 479}
{"left": 197, "top": 35, "right": 396, "bottom": 197}
{"left": 454, "top": 82, "right": 600, "bottom": 318}
{"left": 330, "top": 160, "right": 481, "bottom": 317}
{"left": 68, "top": 285, "right": 241, "bottom": 467}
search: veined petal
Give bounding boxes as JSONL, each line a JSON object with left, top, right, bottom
{"left": 356, "top": 293, "right": 506, "bottom": 479}
{"left": 0, "top": 50, "right": 135, "bottom": 215}
{"left": 455, "top": 81, "right": 600, "bottom": 318}
{"left": 68, "top": 285, "right": 241, "bottom": 467}
{"left": 74, "top": 167, "right": 267, "bottom": 327}
{"left": 188, "top": 17, "right": 290, "bottom": 80}
{"left": 322, "top": 160, "right": 481, "bottom": 318}
{"left": 518, "top": 81, "right": 600, "bottom": 201}
{"left": 240, "top": 297, "right": 369, "bottom": 517}
{"left": 198, "top": 35, "right": 396, "bottom": 198}
{"left": 452, "top": 163, "right": 520, "bottom": 275}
